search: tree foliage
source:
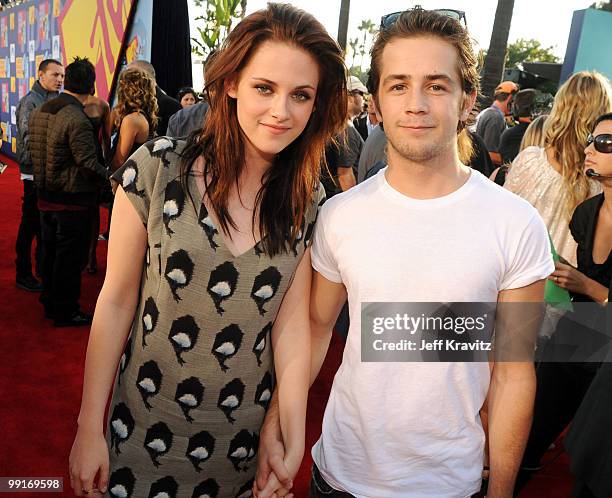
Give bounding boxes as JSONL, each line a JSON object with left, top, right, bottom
{"left": 191, "top": 0, "right": 247, "bottom": 58}
{"left": 505, "top": 38, "right": 560, "bottom": 69}
{"left": 347, "top": 18, "right": 377, "bottom": 85}
{"left": 589, "top": 1, "right": 612, "bottom": 11}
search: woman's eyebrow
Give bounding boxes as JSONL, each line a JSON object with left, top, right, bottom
{"left": 251, "top": 77, "right": 315, "bottom": 91}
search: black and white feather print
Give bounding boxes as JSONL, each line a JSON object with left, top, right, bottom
{"left": 174, "top": 376, "right": 205, "bottom": 423}
{"left": 141, "top": 297, "right": 159, "bottom": 348}
{"left": 250, "top": 267, "right": 282, "bottom": 316}
{"left": 235, "top": 479, "right": 255, "bottom": 498}
{"left": 148, "top": 476, "right": 178, "bottom": 498}
{"left": 168, "top": 315, "right": 200, "bottom": 366}
{"left": 163, "top": 178, "right": 186, "bottom": 236}
{"left": 217, "top": 378, "right": 245, "bottom": 423}
{"left": 119, "top": 159, "right": 145, "bottom": 198}
{"left": 165, "top": 249, "right": 195, "bottom": 302}
{"left": 136, "top": 360, "right": 163, "bottom": 410}
{"left": 253, "top": 241, "right": 264, "bottom": 258}
{"left": 191, "top": 479, "right": 220, "bottom": 498}
{"left": 145, "top": 137, "right": 176, "bottom": 168}
{"left": 207, "top": 261, "right": 239, "bottom": 315}
{"left": 118, "top": 336, "right": 133, "bottom": 386}
{"left": 198, "top": 204, "right": 219, "bottom": 251}
{"left": 252, "top": 322, "right": 271, "bottom": 366}
{"left": 108, "top": 467, "right": 136, "bottom": 498}
{"left": 109, "top": 402, "right": 135, "bottom": 455}
{"left": 303, "top": 219, "right": 316, "bottom": 249}
{"left": 211, "top": 324, "right": 243, "bottom": 372}
{"left": 186, "top": 431, "right": 216, "bottom": 472}
{"left": 291, "top": 221, "right": 305, "bottom": 256}
{"left": 144, "top": 422, "right": 173, "bottom": 467}
{"left": 227, "top": 430, "right": 258, "bottom": 472}
{"left": 254, "top": 372, "right": 273, "bottom": 410}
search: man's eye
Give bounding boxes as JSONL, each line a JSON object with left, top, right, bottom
{"left": 430, "top": 85, "right": 445, "bottom": 92}
{"left": 391, "top": 84, "right": 405, "bottom": 91}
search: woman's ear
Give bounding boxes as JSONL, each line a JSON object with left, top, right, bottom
{"left": 226, "top": 79, "right": 238, "bottom": 99}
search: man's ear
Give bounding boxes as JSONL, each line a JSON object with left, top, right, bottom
{"left": 371, "top": 96, "right": 383, "bottom": 122}
{"left": 460, "top": 89, "right": 477, "bottom": 122}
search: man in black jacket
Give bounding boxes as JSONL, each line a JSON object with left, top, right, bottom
{"left": 14, "top": 59, "right": 63, "bottom": 292}
{"left": 29, "top": 57, "right": 108, "bottom": 327}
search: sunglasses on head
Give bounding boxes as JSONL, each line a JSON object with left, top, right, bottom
{"left": 586, "top": 133, "right": 612, "bottom": 153}
{"left": 380, "top": 6, "right": 467, "bottom": 30}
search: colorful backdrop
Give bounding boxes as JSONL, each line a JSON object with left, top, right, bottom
{"left": 0, "top": 0, "right": 140, "bottom": 158}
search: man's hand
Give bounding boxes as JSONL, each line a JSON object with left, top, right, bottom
{"left": 254, "top": 390, "right": 293, "bottom": 498}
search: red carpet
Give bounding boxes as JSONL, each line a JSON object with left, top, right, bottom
{"left": 0, "top": 153, "right": 572, "bottom": 497}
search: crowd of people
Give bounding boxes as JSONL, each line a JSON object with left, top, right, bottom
{"left": 7, "top": 4, "right": 611, "bottom": 498}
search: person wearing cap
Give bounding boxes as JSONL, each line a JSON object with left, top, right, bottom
{"left": 475, "top": 80, "right": 518, "bottom": 165}
{"left": 499, "top": 88, "right": 537, "bottom": 164}
{"left": 321, "top": 75, "right": 365, "bottom": 197}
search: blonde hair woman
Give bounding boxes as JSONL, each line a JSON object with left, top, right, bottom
{"left": 109, "top": 67, "right": 159, "bottom": 172}
{"left": 519, "top": 114, "right": 547, "bottom": 151}
{"left": 505, "top": 71, "right": 612, "bottom": 265}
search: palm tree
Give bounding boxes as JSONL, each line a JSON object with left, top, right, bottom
{"left": 337, "top": 0, "right": 351, "bottom": 52}
{"left": 480, "top": 0, "right": 515, "bottom": 108}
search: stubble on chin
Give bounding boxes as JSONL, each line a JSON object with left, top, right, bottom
{"left": 387, "top": 136, "right": 450, "bottom": 164}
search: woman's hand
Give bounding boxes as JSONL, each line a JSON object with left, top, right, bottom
{"left": 549, "top": 261, "right": 588, "bottom": 294}
{"left": 68, "top": 426, "right": 109, "bottom": 497}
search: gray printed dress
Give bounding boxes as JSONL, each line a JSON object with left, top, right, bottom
{"left": 106, "top": 137, "right": 325, "bottom": 498}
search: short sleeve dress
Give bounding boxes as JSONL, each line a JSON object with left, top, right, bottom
{"left": 105, "top": 137, "right": 325, "bottom": 498}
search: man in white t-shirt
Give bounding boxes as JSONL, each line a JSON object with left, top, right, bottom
{"left": 254, "top": 8, "right": 553, "bottom": 498}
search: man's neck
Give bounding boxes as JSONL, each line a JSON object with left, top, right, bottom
{"left": 518, "top": 117, "right": 532, "bottom": 123}
{"left": 385, "top": 144, "right": 471, "bottom": 200}
{"left": 62, "top": 90, "right": 87, "bottom": 105}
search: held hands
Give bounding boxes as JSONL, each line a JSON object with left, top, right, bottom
{"left": 549, "top": 261, "right": 588, "bottom": 295}
{"left": 253, "top": 406, "right": 295, "bottom": 498}
{"left": 68, "top": 427, "right": 109, "bottom": 497}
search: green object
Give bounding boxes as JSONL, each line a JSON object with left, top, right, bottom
{"left": 545, "top": 235, "right": 573, "bottom": 311}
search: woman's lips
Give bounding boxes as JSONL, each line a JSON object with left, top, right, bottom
{"left": 261, "top": 123, "right": 291, "bottom": 135}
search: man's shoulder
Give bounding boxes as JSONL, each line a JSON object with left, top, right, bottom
{"left": 321, "top": 173, "right": 381, "bottom": 215}
{"left": 470, "top": 171, "right": 538, "bottom": 220}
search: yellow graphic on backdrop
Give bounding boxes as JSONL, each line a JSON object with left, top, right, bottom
{"left": 36, "top": 55, "right": 44, "bottom": 72}
{"left": 29, "top": 77, "right": 36, "bottom": 89}
{"left": 0, "top": 59, "right": 5, "bottom": 78}
{"left": 11, "top": 77, "right": 16, "bottom": 92}
{"left": 10, "top": 13, "right": 15, "bottom": 30}
{"left": 29, "top": 6, "right": 35, "bottom": 25}
{"left": 12, "top": 137, "right": 17, "bottom": 153}
{"left": 53, "top": 0, "right": 61, "bottom": 18}
{"left": 60, "top": 0, "right": 134, "bottom": 100}
{"left": 15, "top": 57, "right": 24, "bottom": 78}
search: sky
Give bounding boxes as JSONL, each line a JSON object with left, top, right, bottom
{"left": 188, "top": 0, "right": 595, "bottom": 90}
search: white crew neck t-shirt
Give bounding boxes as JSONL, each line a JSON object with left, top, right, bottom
{"left": 311, "top": 167, "right": 554, "bottom": 498}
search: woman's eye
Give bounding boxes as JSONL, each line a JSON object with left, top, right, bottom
{"left": 255, "top": 85, "right": 272, "bottom": 94}
{"left": 292, "top": 92, "right": 311, "bottom": 102}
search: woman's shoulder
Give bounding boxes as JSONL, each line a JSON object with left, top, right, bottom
{"left": 513, "top": 145, "right": 547, "bottom": 167}
{"left": 121, "top": 111, "right": 149, "bottom": 127}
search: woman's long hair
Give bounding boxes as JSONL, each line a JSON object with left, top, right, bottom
{"left": 520, "top": 114, "right": 547, "bottom": 152}
{"left": 180, "top": 3, "right": 347, "bottom": 257}
{"left": 114, "top": 67, "right": 159, "bottom": 134}
{"left": 544, "top": 71, "right": 612, "bottom": 219}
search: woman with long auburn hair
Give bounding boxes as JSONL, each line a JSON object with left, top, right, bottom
{"left": 505, "top": 71, "right": 612, "bottom": 265}
{"left": 68, "top": 4, "right": 347, "bottom": 497}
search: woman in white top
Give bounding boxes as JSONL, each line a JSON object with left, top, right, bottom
{"left": 505, "top": 71, "right": 612, "bottom": 266}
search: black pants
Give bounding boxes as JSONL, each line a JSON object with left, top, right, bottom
{"left": 309, "top": 465, "right": 355, "bottom": 498}
{"left": 309, "top": 464, "right": 486, "bottom": 498}
{"left": 15, "top": 179, "right": 42, "bottom": 278}
{"left": 40, "top": 209, "right": 91, "bottom": 320}
{"left": 515, "top": 362, "right": 597, "bottom": 494}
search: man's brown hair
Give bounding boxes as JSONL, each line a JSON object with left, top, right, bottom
{"left": 366, "top": 9, "right": 480, "bottom": 160}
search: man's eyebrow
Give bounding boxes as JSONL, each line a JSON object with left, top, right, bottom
{"left": 425, "top": 73, "right": 453, "bottom": 83}
{"left": 251, "top": 77, "right": 316, "bottom": 90}
{"left": 382, "top": 74, "right": 410, "bottom": 85}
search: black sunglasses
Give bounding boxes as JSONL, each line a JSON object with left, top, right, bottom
{"left": 587, "top": 133, "right": 612, "bottom": 153}
{"left": 381, "top": 6, "right": 467, "bottom": 30}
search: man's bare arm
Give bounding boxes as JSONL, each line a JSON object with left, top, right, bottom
{"left": 487, "top": 279, "right": 545, "bottom": 498}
